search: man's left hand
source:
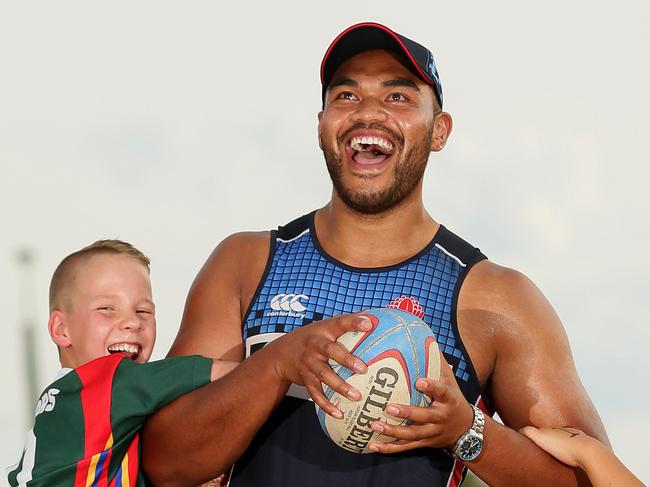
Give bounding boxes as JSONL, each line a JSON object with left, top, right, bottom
{"left": 368, "top": 352, "right": 475, "bottom": 453}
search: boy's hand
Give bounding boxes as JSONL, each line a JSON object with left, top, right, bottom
{"left": 520, "top": 426, "right": 592, "bottom": 468}
{"left": 209, "top": 359, "right": 240, "bottom": 381}
{"left": 268, "top": 314, "right": 372, "bottom": 419}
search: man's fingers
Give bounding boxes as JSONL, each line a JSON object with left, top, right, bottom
{"left": 305, "top": 356, "right": 361, "bottom": 402}
{"left": 323, "top": 341, "right": 366, "bottom": 374}
{"left": 289, "top": 313, "right": 373, "bottom": 420}
{"left": 305, "top": 375, "right": 344, "bottom": 419}
{"left": 370, "top": 420, "right": 440, "bottom": 442}
{"left": 313, "top": 314, "right": 369, "bottom": 372}
{"left": 328, "top": 314, "right": 373, "bottom": 336}
{"left": 416, "top": 377, "right": 448, "bottom": 401}
{"left": 353, "top": 314, "right": 373, "bottom": 330}
{"left": 382, "top": 403, "right": 442, "bottom": 424}
{"left": 437, "top": 351, "right": 456, "bottom": 379}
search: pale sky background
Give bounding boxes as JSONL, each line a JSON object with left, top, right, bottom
{"left": 1, "top": 0, "right": 649, "bottom": 484}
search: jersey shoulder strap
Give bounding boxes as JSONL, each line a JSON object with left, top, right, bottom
{"left": 275, "top": 211, "right": 314, "bottom": 241}
{"left": 436, "top": 225, "right": 487, "bottom": 268}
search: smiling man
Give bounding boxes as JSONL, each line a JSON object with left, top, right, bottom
{"left": 143, "top": 23, "right": 608, "bottom": 486}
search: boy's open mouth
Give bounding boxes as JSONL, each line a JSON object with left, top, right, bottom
{"left": 107, "top": 342, "right": 142, "bottom": 361}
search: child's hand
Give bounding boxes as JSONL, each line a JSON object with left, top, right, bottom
{"left": 519, "top": 426, "right": 599, "bottom": 467}
{"left": 522, "top": 426, "right": 646, "bottom": 487}
{"left": 520, "top": 426, "right": 593, "bottom": 468}
{"left": 210, "top": 359, "right": 240, "bottom": 381}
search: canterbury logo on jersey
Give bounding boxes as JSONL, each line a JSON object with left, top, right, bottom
{"left": 270, "top": 294, "right": 308, "bottom": 312}
{"left": 266, "top": 293, "right": 309, "bottom": 319}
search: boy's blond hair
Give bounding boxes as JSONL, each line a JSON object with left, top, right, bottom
{"left": 49, "top": 239, "right": 150, "bottom": 312}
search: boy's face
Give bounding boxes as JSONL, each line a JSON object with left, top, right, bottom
{"left": 51, "top": 253, "right": 156, "bottom": 368}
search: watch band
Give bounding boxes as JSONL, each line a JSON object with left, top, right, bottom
{"left": 470, "top": 404, "right": 485, "bottom": 436}
{"left": 448, "top": 404, "right": 484, "bottom": 459}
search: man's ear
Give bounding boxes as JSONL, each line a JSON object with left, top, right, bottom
{"left": 317, "top": 111, "right": 324, "bottom": 149}
{"left": 48, "top": 310, "right": 71, "bottom": 348}
{"left": 430, "top": 111, "right": 453, "bottom": 152}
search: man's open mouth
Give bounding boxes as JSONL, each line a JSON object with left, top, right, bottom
{"left": 349, "top": 135, "right": 395, "bottom": 165}
{"left": 107, "top": 342, "right": 142, "bottom": 360}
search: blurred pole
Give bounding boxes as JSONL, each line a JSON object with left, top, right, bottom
{"left": 16, "top": 247, "right": 39, "bottom": 422}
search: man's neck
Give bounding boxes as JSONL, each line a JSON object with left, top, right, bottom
{"left": 314, "top": 192, "right": 439, "bottom": 269}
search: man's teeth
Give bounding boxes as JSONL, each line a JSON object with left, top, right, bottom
{"left": 108, "top": 343, "right": 140, "bottom": 355}
{"left": 350, "top": 135, "right": 393, "bottom": 153}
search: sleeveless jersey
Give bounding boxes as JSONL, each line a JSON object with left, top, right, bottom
{"left": 232, "top": 211, "right": 488, "bottom": 487}
{"left": 7, "top": 354, "right": 211, "bottom": 487}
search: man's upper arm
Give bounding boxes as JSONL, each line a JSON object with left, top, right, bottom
{"left": 465, "top": 263, "right": 609, "bottom": 443}
{"left": 168, "top": 231, "right": 271, "bottom": 362}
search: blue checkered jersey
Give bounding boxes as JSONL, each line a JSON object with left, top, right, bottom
{"left": 231, "top": 211, "right": 487, "bottom": 487}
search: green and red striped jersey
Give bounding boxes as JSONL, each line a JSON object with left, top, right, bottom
{"left": 7, "top": 353, "right": 211, "bottom": 487}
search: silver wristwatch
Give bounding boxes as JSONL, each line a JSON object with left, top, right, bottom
{"left": 449, "top": 404, "right": 485, "bottom": 462}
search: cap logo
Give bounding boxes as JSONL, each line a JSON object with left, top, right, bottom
{"left": 428, "top": 56, "right": 439, "bottom": 82}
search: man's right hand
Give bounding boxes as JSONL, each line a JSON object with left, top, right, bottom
{"left": 267, "top": 314, "right": 372, "bottom": 419}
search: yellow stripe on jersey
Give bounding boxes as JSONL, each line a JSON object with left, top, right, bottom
{"left": 121, "top": 453, "right": 130, "bottom": 487}
{"left": 85, "top": 435, "right": 114, "bottom": 487}
{"left": 85, "top": 453, "right": 100, "bottom": 487}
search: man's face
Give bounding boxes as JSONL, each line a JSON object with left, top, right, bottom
{"left": 318, "top": 49, "right": 445, "bottom": 214}
{"left": 55, "top": 253, "right": 156, "bottom": 368}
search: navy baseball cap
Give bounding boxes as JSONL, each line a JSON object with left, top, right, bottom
{"left": 320, "top": 22, "right": 443, "bottom": 108}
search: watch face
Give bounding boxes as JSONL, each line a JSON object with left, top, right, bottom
{"left": 459, "top": 436, "right": 483, "bottom": 461}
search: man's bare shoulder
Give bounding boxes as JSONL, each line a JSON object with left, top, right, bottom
{"left": 455, "top": 260, "right": 538, "bottom": 383}
{"left": 224, "top": 230, "right": 271, "bottom": 247}
{"left": 211, "top": 231, "right": 271, "bottom": 260}
{"left": 460, "top": 259, "right": 550, "bottom": 326}
{"left": 169, "top": 231, "right": 272, "bottom": 359}
{"left": 457, "top": 260, "right": 568, "bottom": 385}
{"left": 460, "top": 258, "right": 569, "bottom": 359}
{"left": 199, "top": 231, "right": 271, "bottom": 280}
{"left": 214, "top": 231, "right": 272, "bottom": 298}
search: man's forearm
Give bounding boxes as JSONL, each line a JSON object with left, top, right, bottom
{"left": 468, "top": 417, "right": 590, "bottom": 487}
{"left": 141, "top": 345, "right": 290, "bottom": 487}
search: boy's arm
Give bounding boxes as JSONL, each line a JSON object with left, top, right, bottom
{"left": 112, "top": 355, "right": 214, "bottom": 416}
{"left": 521, "top": 427, "right": 646, "bottom": 487}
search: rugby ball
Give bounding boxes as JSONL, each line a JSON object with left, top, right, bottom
{"left": 315, "top": 307, "right": 440, "bottom": 454}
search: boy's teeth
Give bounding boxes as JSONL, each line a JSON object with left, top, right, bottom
{"left": 350, "top": 135, "right": 393, "bottom": 153}
{"left": 108, "top": 343, "right": 140, "bottom": 354}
